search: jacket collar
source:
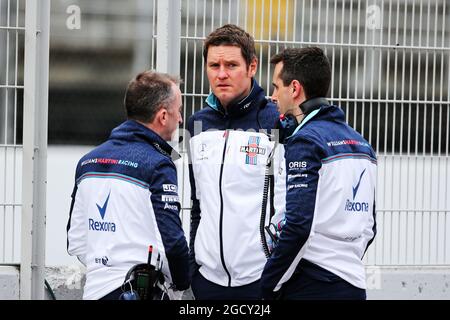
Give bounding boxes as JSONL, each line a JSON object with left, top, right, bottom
{"left": 110, "top": 120, "right": 181, "bottom": 160}
{"left": 289, "top": 104, "right": 346, "bottom": 139}
{"left": 205, "top": 78, "right": 265, "bottom": 118}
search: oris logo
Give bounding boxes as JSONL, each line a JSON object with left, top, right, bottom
{"left": 289, "top": 161, "right": 307, "bottom": 169}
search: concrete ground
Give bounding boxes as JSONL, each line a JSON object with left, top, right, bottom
{"left": 1, "top": 265, "right": 449, "bottom": 300}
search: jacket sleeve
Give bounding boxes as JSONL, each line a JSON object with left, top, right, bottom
{"left": 66, "top": 170, "right": 87, "bottom": 266}
{"left": 363, "top": 194, "right": 377, "bottom": 257}
{"left": 261, "top": 134, "right": 323, "bottom": 299}
{"left": 150, "top": 160, "right": 190, "bottom": 290}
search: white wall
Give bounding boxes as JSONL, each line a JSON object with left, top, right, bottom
{"left": 46, "top": 145, "right": 93, "bottom": 266}
{"left": 2, "top": 146, "right": 447, "bottom": 266}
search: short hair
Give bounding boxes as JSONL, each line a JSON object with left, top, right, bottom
{"left": 203, "top": 24, "right": 256, "bottom": 67}
{"left": 124, "top": 71, "right": 181, "bottom": 123}
{"left": 270, "top": 47, "right": 331, "bottom": 99}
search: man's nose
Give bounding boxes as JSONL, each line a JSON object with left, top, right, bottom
{"left": 218, "top": 66, "right": 228, "bottom": 79}
{"left": 271, "top": 93, "right": 278, "bottom": 104}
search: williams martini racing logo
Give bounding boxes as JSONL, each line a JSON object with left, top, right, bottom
{"left": 240, "top": 136, "right": 266, "bottom": 165}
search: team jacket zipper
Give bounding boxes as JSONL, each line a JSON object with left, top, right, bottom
{"left": 218, "top": 128, "right": 232, "bottom": 286}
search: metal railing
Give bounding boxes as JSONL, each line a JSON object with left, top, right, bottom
{"left": 1, "top": 1, "right": 448, "bottom": 302}
{"left": 0, "top": 0, "right": 24, "bottom": 266}
{"left": 175, "top": 0, "right": 450, "bottom": 266}
{"left": 0, "top": 0, "right": 50, "bottom": 299}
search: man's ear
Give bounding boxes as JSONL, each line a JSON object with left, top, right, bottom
{"left": 248, "top": 57, "right": 258, "bottom": 77}
{"left": 155, "top": 107, "right": 168, "bottom": 126}
{"left": 292, "top": 80, "right": 303, "bottom": 99}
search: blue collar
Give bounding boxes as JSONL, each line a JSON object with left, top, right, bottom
{"left": 205, "top": 78, "right": 264, "bottom": 117}
{"left": 288, "top": 108, "right": 321, "bottom": 139}
{"left": 111, "top": 120, "right": 181, "bottom": 160}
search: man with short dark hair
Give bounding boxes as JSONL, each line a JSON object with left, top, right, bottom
{"left": 67, "top": 70, "right": 189, "bottom": 300}
{"left": 187, "top": 24, "right": 285, "bottom": 299}
{"left": 261, "top": 47, "right": 377, "bottom": 300}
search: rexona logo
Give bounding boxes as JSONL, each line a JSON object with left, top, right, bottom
{"left": 345, "top": 169, "right": 369, "bottom": 213}
{"left": 89, "top": 191, "right": 117, "bottom": 232}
